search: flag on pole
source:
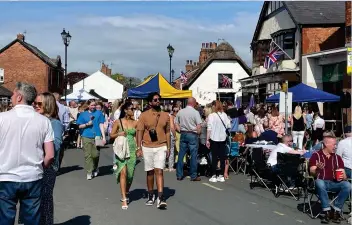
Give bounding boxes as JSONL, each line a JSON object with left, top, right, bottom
{"left": 180, "top": 70, "right": 187, "bottom": 84}
{"left": 264, "top": 41, "right": 284, "bottom": 69}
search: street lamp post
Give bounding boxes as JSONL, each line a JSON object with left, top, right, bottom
{"left": 61, "top": 28, "right": 72, "bottom": 101}
{"left": 167, "top": 44, "right": 174, "bottom": 83}
{"left": 171, "top": 69, "right": 175, "bottom": 83}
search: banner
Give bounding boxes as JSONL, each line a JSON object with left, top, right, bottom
{"left": 347, "top": 47, "right": 352, "bottom": 76}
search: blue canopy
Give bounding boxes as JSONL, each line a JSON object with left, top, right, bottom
{"left": 266, "top": 83, "right": 340, "bottom": 103}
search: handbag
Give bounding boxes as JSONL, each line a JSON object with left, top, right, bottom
{"left": 113, "top": 119, "right": 130, "bottom": 160}
{"left": 217, "top": 113, "right": 231, "bottom": 137}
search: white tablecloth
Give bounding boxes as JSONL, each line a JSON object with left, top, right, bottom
{"left": 245, "top": 144, "right": 277, "bottom": 150}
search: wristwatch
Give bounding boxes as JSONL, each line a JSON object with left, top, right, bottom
{"left": 136, "top": 147, "right": 141, "bottom": 150}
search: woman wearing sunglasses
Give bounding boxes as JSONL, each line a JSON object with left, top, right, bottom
{"left": 110, "top": 101, "right": 138, "bottom": 210}
{"left": 33, "top": 92, "right": 64, "bottom": 225}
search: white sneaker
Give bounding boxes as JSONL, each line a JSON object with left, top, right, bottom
{"left": 217, "top": 175, "right": 225, "bottom": 182}
{"left": 87, "top": 173, "right": 93, "bottom": 180}
{"left": 93, "top": 169, "right": 99, "bottom": 177}
{"left": 209, "top": 175, "right": 217, "bottom": 183}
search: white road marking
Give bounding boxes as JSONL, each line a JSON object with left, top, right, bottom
{"left": 246, "top": 178, "right": 251, "bottom": 181}
{"left": 249, "top": 202, "right": 257, "bottom": 205}
{"left": 273, "top": 211, "right": 285, "bottom": 216}
{"left": 295, "top": 219, "right": 304, "bottom": 223}
{"left": 202, "top": 183, "right": 223, "bottom": 191}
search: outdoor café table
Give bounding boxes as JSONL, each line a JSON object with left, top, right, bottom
{"left": 245, "top": 144, "right": 277, "bottom": 150}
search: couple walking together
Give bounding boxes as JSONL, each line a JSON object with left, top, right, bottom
{"left": 110, "top": 93, "right": 170, "bottom": 210}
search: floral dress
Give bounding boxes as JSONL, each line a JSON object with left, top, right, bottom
{"left": 113, "top": 128, "right": 137, "bottom": 185}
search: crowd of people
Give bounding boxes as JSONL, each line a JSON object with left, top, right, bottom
{"left": 0, "top": 81, "right": 351, "bottom": 224}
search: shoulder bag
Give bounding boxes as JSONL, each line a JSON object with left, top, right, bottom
{"left": 217, "top": 113, "right": 231, "bottom": 137}
{"left": 113, "top": 119, "right": 130, "bottom": 160}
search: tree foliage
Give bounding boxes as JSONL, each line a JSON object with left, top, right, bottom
{"left": 111, "top": 73, "right": 141, "bottom": 88}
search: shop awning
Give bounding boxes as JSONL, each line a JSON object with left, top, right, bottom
{"left": 127, "top": 73, "right": 192, "bottom": 99}
{"left": 266, "top": 83, "right": 340, "bottom": 103}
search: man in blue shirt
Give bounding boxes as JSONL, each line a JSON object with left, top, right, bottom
{"left": 77, "top": 100, "right": 106, "bottom": 180}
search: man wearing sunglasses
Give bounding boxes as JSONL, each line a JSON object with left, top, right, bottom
{"left": 136, "top": 92, "right": 170, "bottom": 209}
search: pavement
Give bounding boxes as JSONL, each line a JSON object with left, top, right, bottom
{"left": 53, "top": 145, "right": 325, "bottom": 225}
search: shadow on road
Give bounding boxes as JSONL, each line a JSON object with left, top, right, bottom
{"left": 129, "top": 187, "right": 176, "bottom": 203}
{"left": 58, "top": 165, "right": 83, "bottom": 176}
{"left": 55, "top": 215, "right": 91, "bottom": 225}
{"left": 98, "top": 165, "right": 113, "bottom": 176}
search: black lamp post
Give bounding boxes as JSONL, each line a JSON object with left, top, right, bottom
{"left": 167, "top": 44, "right": 174, "bottom": 83}
{"left": 61, "top": 28, "right": 72, "bottom": 101}
{"left": 171, "top": 69, "right": 175, "bottom": 83}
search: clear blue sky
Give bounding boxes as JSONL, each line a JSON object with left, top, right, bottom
{"left": 0, "top": 1, "right": 263, "bottom": 78}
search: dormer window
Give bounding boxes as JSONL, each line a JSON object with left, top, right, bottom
{"left": 266, "top": 1, "right": 283, "bottom": 16}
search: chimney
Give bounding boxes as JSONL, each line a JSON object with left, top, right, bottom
{"left": 185, "top": 59, "right": 193, "bottom": 72}
{"left": 346, "top": 1, "right": 351, "bottom": 46}
{"left": 107, "top": 68, "right": 112, "bottom": 77}
{"left": 206, "top": 43, "right": 209, "bottom": 48}
{"left": 101, "top": 63, "right": 109, "bottom": 75}
{"left": 17, "top": 33, "right": 25, "bottom": 42}
{"left": 193, "top": 62, "right": 197, "bottom": 66}
{"left": 202, "top": 43, "right": 205, "bottom": 49}
{"left": 215, "top": 42, "right": 218, "bottom": 48}
{"left": 209, "top": 42, "right": 212, "bottom": 48}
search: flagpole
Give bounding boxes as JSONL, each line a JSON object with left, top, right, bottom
{"left": 271, "top": 40, "right": 293, "bottom": 60}
{"left": 180, "top": 69, "right": 183, "bottom": 90}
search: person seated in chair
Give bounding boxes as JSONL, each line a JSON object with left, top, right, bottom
{"left": 309, "top": 131, "right": 351, "bottom": 224}
{"left": 259, "top": 121, "right": 279, "bottom": 144}
{"left": 267, "top": 135, "right": 306, "bottom": 189}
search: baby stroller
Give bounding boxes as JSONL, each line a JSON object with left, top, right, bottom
{"left": 197, "top": 143, "right": 212, "bottom": 177}
{"left": 63, "top": 121, "right": 79, "bottom": 149}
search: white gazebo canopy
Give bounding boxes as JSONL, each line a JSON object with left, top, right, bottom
{"left": 64, "top": 89, "right": 98, "bottom": 101}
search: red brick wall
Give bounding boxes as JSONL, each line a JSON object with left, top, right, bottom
{"left": 0, "top": 42, "right": 49, "bottom": 94}
{"left": 302, "top": 27, "right": 345, "bottom": 55}
{"left": 346, "top": 1, "right": 351, "bottom": 45}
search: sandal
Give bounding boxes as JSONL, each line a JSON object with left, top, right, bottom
{"left": 120, "top": 199, "right": 128, "bottom": 210}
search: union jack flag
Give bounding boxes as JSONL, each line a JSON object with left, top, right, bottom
{"left": 264, "top": 44, "right": 284, "bottom": 69}
{"left": 180, "top": 71, "right": 187, "bottom": 84}
{"left": 221, "top": 74, "right": 232, "bottom": 88}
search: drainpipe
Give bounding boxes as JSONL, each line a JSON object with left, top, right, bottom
{"left": 299, "top": 25, "right": 303, "bottom": 83}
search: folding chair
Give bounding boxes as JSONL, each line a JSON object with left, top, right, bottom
{"left": 274, "top": 153, "right": 305, "bottom": 200}
{"left": 249, "top": 147, "right": 273, "bottom": 191}
{"left": 302, "top": 161, "right": 344, "bottom": 219}
{"left": 228, "top": 141, "right": 240, "bottom": 174}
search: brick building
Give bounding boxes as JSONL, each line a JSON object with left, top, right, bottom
{"left": 240, "top": 1, "right": 345, "bottom": 105}
{"left": 0, "top": 33, "right": 64, "bottom": 95}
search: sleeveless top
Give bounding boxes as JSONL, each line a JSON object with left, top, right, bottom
{"left": 292, "top": 116, "right": 305, "bottom": 131}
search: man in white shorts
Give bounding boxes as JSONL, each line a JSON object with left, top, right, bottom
{"left": 136, "top": 92, "right": 170, "bottom": 209}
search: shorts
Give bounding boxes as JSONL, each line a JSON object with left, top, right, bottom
{"left": 142, "top": 145, "right": 167, "bottom": 171}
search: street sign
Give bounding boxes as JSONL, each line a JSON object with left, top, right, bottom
{"left": 279, "top": 91, "right": 292, "bottom": 114}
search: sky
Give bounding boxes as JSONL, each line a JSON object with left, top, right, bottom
{"left": 0, "top": 1, "right": 262, "bottom": 80}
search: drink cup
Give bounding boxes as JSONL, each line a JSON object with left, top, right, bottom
{"left": 335, "top": 169, "right": 343, "bottom": 180}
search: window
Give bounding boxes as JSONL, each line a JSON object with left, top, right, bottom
{"left": 266, "top": 1, "right": 283, "bottom": 16}
{"left": 218, "top": 73, "right": 233, "bottom": 89}
{"left": 272, "top": 31, "right": 295, "bottom": 59}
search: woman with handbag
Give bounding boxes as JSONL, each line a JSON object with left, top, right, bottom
{"left": 110, "top": 102, "right": 137, "bottom": 210}
{"left": 77, "top": 99, "right": 106, "bottom": 180}
{"left": 206, "top": 100, "right": 231, "bottom": 183}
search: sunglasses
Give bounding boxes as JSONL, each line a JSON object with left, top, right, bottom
{"left": 34, "top": 101, "right": 42, "bottom": 107}
{"left": 153, "top": 98, "right": 160, "bottom": 102}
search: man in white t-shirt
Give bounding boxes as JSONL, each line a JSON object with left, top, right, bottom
{"left": 0, "top": 82, "right": 55, "bottom": 225}
{"left": 336, "top": 126, "right": 352, "bottom": 179}
{"left": 267, "top": 134, "right": 305, "bottom": 168}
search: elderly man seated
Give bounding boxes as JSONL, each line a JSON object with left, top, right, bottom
{"left": 309, "top": 131, "right": 351, "bottom": 224}
{"left": 267, "top": 135, "right": 305, "bottom": 191}
{"left": 267, "top": 134, "right": 306, "bottom": 171}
